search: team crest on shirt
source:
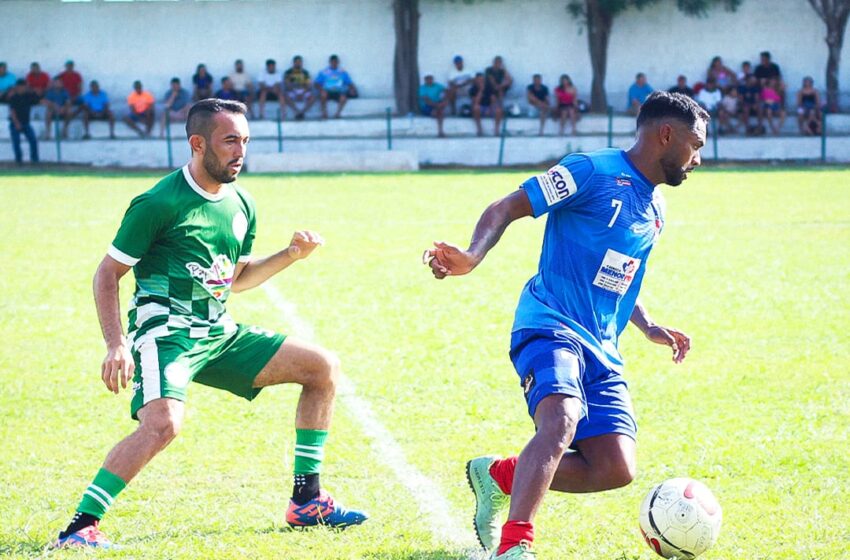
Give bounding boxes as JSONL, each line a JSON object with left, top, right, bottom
{"left": 186, "top": 254, "right": 235, "bottom": 300}
{"left": 592, "top": 249, "right": 642, "bottom": 295}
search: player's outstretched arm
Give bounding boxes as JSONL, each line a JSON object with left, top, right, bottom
{"left": 424, "top": 188, "right": 532, "bottom": 279}
{"left": 630, "top": 299, "right": 691, "bottom": 363}
{"left": 231, "top": 230, "right": 323, "bottom": 293}
{"left": 93, "top": 255, "right": 134, "bottom": 394}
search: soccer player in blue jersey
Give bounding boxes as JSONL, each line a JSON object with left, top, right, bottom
{"left": 424, "top": 91, "right": 709, "bottom": 559}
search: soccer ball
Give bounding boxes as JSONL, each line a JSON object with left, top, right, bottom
{"left": 639, "top": 478, "right": 722, "bottom": 559}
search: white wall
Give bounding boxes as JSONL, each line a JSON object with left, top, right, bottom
{"left": 1, "top": 0, "right": 847, "bottom": 106}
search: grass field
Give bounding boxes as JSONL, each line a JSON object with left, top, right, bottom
{"left": 0, "top": 166, "right": 848, "bottom": 560}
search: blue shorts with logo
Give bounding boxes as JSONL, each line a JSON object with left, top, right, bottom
{"left": 509, "top": 328, "right": 637, "bottom": 447}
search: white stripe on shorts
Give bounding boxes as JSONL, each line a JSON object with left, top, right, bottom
{"left": 139, "top": 341, "right": 162, "bottom": 405}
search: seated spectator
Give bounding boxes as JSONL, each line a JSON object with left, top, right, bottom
{"left": 485, "top": 56, "right": 513, "bottom": 105}
{"left": 72, "top": 80, "right": 115, "bottom": 139}
{"left": 41, "top": 78, "right": 73, "bottom": 140}
{"left": 470, "top": 72, "right": 503, "bottom": 136}
{"left": 706, "top": 56, "right": 737, "bottom": 90}
{"left": 718, "top": 86, "right": 741, "bottom": 134}
{"left": 554, "top": 74, "right": 579, "bottom": 136}
{"left": 760, "top": 77, "right": 786, "bottom": 134}
{"left": 192, "top": 64, "right": 214, "bottom": 101}
{"left": 668, "top": 75, "right": 695, "bottom": 98}
{"left": 738, "top": 74, "right": 763, "bottom": 134}
{"left": 26, "top": 62, "right": 50, "bottom": 97}
{"left": 56, "top": 60, "right": 83, "bottom": 102}
{"left": 627, "top": 72, "right": 653, "bottom": 114}
{"left": 418, "top": 73, "right": 447, "bottom": 138}
{"left": 123, "top": 80, "right": 155, "bottom": 137}
{"left": 0, "top": 62, "right": 16, "bottom": 102}
{"left": 283, "top": 55, "right": 316, "bottom": 120}
{"left": 754, "top": 51, "right": 785, "bottom": 102}
{"left": 257, "top": 58, "right": 281, "bottom": 119}
{"left": 796, "top": 76, "right": 822, "bottom": 136}
{"left": 526, "top": 74, "right": 550, "bottom": 136}
{"left": 215, "top": 77, "right": 240, "bottom": 101}
{"left": 315, "top": 54, "right": 355, "bottom": 119}
{"left": 228, "top": 59, "right": 254, "bottom": 116}
{"left": 159, "top": 77, "right": 191, "bottom": 138}
{"left": 738, "top": 61, "right": 753, "bottom": 83}
{"left": 6, "top": 80, "right": 40, "bottom": 164}
{"left": 447, "top": 55, "right": 473, "bottom": 116}
{"left": 696, "top": 77, "right": 723, "bottom": 113}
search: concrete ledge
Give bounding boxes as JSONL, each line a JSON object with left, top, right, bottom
{"left": 247, "top": 150, "right": 419, "bottom": 172}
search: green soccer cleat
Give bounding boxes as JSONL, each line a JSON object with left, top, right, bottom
{"left": 490, "top": 541, "right": 536, "bottom": 559}
{"left": 466, "top": 455, "right": 510, "bottom": 551}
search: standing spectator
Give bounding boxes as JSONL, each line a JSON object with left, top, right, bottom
{"left": 283, "top": 55, "right": 316, "bottom": 120}
{"left": 470, "top": 72, "right": 503, "bottom": 136}
{"left": 754, "top": 51, "right": 785, "bottom": 102}
{"left": 696, "top": 77, "right": 723, "bottom": 113}
{"left": 123, "top": 80, "right": 155, "bottom": 137}
{"left": 668, "top": 75, "right": 695, "bottom": 98}
{"left": 718, "top": 86, "right": 741, "bottom": 134}
{"left": 72, "top": 80, "right": 115, "bottom": 139}
{"left": 26, "top": 62, "right": 50, "bottom": 97}
{"left": 228, "top": 59, "right": 254, "bottom": 115}
{"left": 738, "top": 74, "right": 763, "bottom": 134}
{"left": 706, "top": 56, "right": 737, "bottom": 90}
{"left": 42, "top": 78, "right": 73, "bottom": 140}
{"left": 796, "top": 76, "right": 822, "bottom": 136}
{"left": 526, "top": 74, "right": 550, "bottom": 136}
{"left": 215, "top": 77, "right": 240, "bottom": 101}
{"left": 627, "top": 72, "right": 653, "bottom": 114}
{"left": 0, "top": 62, "right": 16, "bottom": 102}
{"left": 6, "top": 80, "right": 40, "bottom": 164}
{"left": 56, "top": 60, "right": 83, "bottom": 102}
{"left": 447, "top": 55, "right": 473, "bottom": 116}
{"left": 257, "top": 58, "right": 281, "bottom": 119}
{"left": 418, "top": 73, "right": 447, "bottom": 138}
{"left": 485, "top": 56, "right": 513, "bottom": 106}
{"left": 738, "top": 61, "right": 753, "bottom": 83}
{"left": 554, "top": 74, "right": 579, "bottom": 136}
{"left": 760, "top": 77, "right": 786, "bottom": 134}
{"left": 192, "top": 64, "right": 214, "bottom": 101}
{"left": 315, "top": 54, "right": 354, "bottom": 119}
{"left": 159, "top": 77, "right": 191, "bottom": 138}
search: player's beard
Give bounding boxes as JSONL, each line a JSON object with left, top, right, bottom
{"left": 203, "top": 148, "right": 239, "bottom": 184}
{"left": 660, "top": 154, "right": 687, "bottom": 186}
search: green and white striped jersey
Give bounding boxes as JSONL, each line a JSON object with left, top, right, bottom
{"left": 108, "top": 166, "right": 257, "bottom": 346}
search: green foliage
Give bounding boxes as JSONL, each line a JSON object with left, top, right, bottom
{"left": 568, "top": 0, "right": 741, "bottom": 19}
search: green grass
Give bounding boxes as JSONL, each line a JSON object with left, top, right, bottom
{"left": 1, "top": 167, "right": 848, "bottom": 559}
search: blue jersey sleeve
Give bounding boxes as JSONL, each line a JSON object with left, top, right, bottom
{"left": 520, "top": 154, "right": 595, "bottom": 218}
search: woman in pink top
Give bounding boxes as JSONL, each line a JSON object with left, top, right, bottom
{"left": 554, "top": 74, "right": 578, "bottom": 136}
{"left": 760, "top": 78, "right": 785, "bottom": 134}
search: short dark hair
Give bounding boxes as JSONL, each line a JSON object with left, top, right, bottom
{"left": 760, "top": 51, "right": 771, "bottom": 59}
{"left": 15, "top": 78, "right": 26, "bottom": 86}
{"left": 636, "top": 72, "right": 646, "bottom": 80}
{"left": 329, "top": 54, "right": 339, "bottom": 62}
{"left": 266, "top": 58, "right": 276, "bottom": 66}
{"left": 186, "top": 98, "right": 248, "bottom": 141}
{"left": 170, "top": 77, "right": 181, "bottom": 84}
{"left": 636, "top": 91, "right": 710, "bottom": 130}
{"left": 293, "top": 55, "right": 303, "bottom": 62}
{"left": 532, "top": 73, "right": 541, "bottom": 79}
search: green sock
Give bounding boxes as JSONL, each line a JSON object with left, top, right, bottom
{"left": 294, "top": 429, "right": 328, "bottom": 474}
{"left": 77, "top": 468, "right": 126, "bottom": 519}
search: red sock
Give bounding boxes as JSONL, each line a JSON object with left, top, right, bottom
{"left": 497, "top": 520, "right": 534, "bottom": 555}
{"left": 489, "top": 456, "right": 518, "bottom": 495}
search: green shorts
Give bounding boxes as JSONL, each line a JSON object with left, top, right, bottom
{"left": 130, "top": 324, "right": 286, "bottom": 420}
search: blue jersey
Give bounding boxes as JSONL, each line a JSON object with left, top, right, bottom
{"left": 513, "top": 148, "right": 666, "bottom": 372}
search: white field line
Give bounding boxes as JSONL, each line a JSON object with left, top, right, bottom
{"left": 261, "top": 283, "right": 477, "bottom": 549}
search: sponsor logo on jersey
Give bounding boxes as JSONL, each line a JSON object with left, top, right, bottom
{"left": 536, "top": 164, "right": 577, "bottom": 206}
{"left": 592, "top": 249, "right": 642, "bottom": 295}
{"left": 616, "top": 173, "right": 632, "bottom": 187}
{"left": 186, "top": 254, "right": 235, "bottom": 300}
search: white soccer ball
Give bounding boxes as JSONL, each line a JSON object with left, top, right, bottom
{"left": 639, "top": 478, "right": 722, "bottom": 559}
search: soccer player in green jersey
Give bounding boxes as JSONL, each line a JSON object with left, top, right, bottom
{"left": 54, "top": 99, "right": 368, "bottom": 549}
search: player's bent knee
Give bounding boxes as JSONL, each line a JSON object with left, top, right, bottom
{"left": 309, "top": 349, "right": 340, "bottom": 390}
{"left": 139, "top": 400, "right": 184, "bottom": 444}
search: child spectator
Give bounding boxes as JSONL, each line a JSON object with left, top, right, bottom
{"left": 26, "top": 62, "right": 50, "bottom": 97}
{"left": 760, "top": 77, "right": 785, "bottom": 134}
{"left": 257, "top": 59, "right": 281, "bottom": 120}
{"left": 796, "top": 76, "right": 822, "bottom": 136}
{"left": 159, "top": 77, "right": 191, "bottom": 138}
{"left": 215, "top": 77, "right": 240, "bottom": 101}
{"left": 627, "top": 72, "right": 653, "bottom": 114}
{"left": 447, "top": 55, "right": 473, "bottom": 116}
{"left": 228, "top": 59, "right": 254, "bottom": 115}
{"left": 668, "top": 75, "right": 695, "bottom": 98}
{"left": 418, "top": 73, "right": 448, "bottom": 138}
{"left": 123, "top": 80, "right": 155, "bottom": 137}
{"left": 526, "top": 74, "right": 550, "bottom": 136}
{"left": 738, "top": 74, "right": 762, "bottom": 134}
{"left": 554, "top": 74, "right": 579, "bottom": 136}
{"left": 485, "top": 56, "right": 513, "bottom": 105}
{"left": 6, "top": 80, "right": 40, "bottom": 164}
{"left": 41, "top": 78, "right": 73, "bottom": 139}
{"left": 0, "top": 62, "right": 17, "bottom": 102}
{"left": 72, "top": 80, "right": 115, "bottom": 139}
{"left": 56, "top": 60, "right": 83, "bottom": 101}
{"left": 283, "top": 55, "right": 316, "bottom": 120}
{"left": 718, "top": 87, "right": 741, "bottom": 134}
{"left": 192, "top": 64, "right": 214, "bottom": 101}
{"left": 315, "top": 54, "right": 355, "bottom": 119}
{"left": 738, "top": 61, "right": 753, "bottom": 83}
{"left": 706, "top": 56, "right": 737, "bottom": 90}
{"left": 470, "top": 72, "right": 503, "bottom": 137}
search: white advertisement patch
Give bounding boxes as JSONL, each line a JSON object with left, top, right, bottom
{"left": 536, "top": 164, "right": 577, "bottom": 206}
{"left": 592, "top": 249, "right": 642, "bottom": 295}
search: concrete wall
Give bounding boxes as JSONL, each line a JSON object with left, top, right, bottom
{"left": 1, "top": 0, "right": 847, "bottom": 106}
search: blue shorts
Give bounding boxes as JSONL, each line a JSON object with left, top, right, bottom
{"left": 509, "top": 328, "right": 637, "bottom": 447}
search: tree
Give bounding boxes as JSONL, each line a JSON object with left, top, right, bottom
{"left": 393, "top": 0, "right": 420, "bottom": 115}
{"left": 567, "top": 0, "right": 742, "bottom": 112}
{"left": 808, "top": 0, "right": 850, "bottom": 112}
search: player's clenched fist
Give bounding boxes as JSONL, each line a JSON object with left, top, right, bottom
{"left": 101, "top": 343, "right": 135, "bottom": 394}
{"left": 422, "top": 241, "right": 480, "bottom": 279}
{"left": 287, "top": 230, "right": 324, "bottom": 260}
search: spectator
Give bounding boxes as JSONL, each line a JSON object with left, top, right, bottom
{"left": 418, "top": 73, "right": 447, "bottom": 138}
{"left": 760, "top": 77, "right": 786, "bottom": 134}
{"left": 41, "top": 78, "right": 73, "bottom": 140}
{"left": 215, "top": 77, "right": 240, "bottom": 101}
{"left": 696, "top": 77, "right": 723, "bottom": 113}
{"left": 283, "top": 55, "right": 316, "bottom": 120}
{"left": 447, "top": 55, "right": 473, "bottom": 116}
{"left": 485, "top": 56, "right": 513, "bottom": 105}
{"left": 738, "top": 74, "right": 763, "bottom": 134}
{"left": 315, "top": 54, "right": 354, "bottom": 119}
{"left": 627, "top": 72, "right": 653, "bottom": 114}
{"left": 718, "top": 86, "right": 741, "bottom": 134}
{"left": 668, "top": 75, "right": 695, "bottom": 98}
{"left": 554, "top": 74, "right": 579, "bottom": 136}
{"left": 123, "top": 80, "right": 155, "bottom": 137}
{"left": 754, "top": 51, "right": 785, "bottom": 102}
{"left": 56, "top": 60, "right": 83, "bottom": 102}
{"left": 6, "top": 80, "right": 40, "bottom": 164}
{"left": 0, "top": 62, "right": 16, "bottom": 102}
{"left": 796, "top": 76, "right": 822, "bottom": 136}
{"left": 192, "top": 64, "right": 214, "bottom": 101}
{"left": 159, "top": 77, "right": 191, "bottom": 138}
{"left": 526, "top": 74, "right": 550, "bottom": 136}
{"left": 706, "top": 56, "right": 737, "bottom": 90}
{"left": 72, "top": 80, "right": 115, "bottom": 139}
{"left": 738, "top": 61, "right": 753, "bottom": 83}
{"left": 257, "top": 59, "right": 281, "bottom": 119}
{"left": 26, "top": 62, "right": 50, "bottom": 97}
{"left": 228, "top": 59, "right": 254, "bottom": 115}
{"left": 470, "top": 72, "right": 503, "bottom": 136}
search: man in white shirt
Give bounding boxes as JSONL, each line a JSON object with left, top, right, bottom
{"left": 228, "top": 59, "right": 255, "bottom": 117}
{"left": 447, "top": 55, "right": 473, "bottom": 116}
{"left": 257, "top": 59, "right": 282, "bottom": 120}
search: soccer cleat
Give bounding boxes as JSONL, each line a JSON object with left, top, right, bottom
{"left": 52, "top": 522, "right": 117, "bottom": 549}
{"left": 467, "top": 455, "right": 510, "bottom": 551}
{"left": 490, "top": 541, "right": 536, "bottom": 559}
{"left": 285, "top": 490, "right": 368, "bottom": 529}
